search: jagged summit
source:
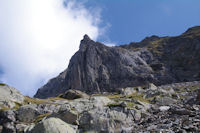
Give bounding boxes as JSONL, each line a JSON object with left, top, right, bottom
{"left": 83, "top": 34, "right": 91, "bottom": 40}
{"left": 34, "top": 26, "right": 200, "bottom": 98}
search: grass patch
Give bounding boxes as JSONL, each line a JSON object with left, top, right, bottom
{"left": 91, "top": 94, "right": 103, "bottom": 97}
{"left": 107, "top": 94, "right": 124, "bottom": 99}
{"left": 175, "top": 85, "right": 200, "bottom": 93}
{"left": 34, "top": 113, "right": 51, "bottom": 123}
{"left": 12, "top": 102, "right": 23, "bottom": 110}
{"left": 0, "top": 106, "right": 10, "bottom": 111}
{"left": 127, "top": 93, "right": 151, "bottom": 103}
{"left": 24, "top": 96, "right": 56, "bottom": 105}
{"left": 107, "top": 102, "right": 123, "bottom": 108}
{"left": 48, "top": 97, "right": 67, "bottom": 101}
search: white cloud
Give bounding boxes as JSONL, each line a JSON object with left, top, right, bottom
{"left": 0, "top": 0, "right": 101, "bottom": 96}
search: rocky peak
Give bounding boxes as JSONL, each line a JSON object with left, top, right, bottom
{"left": 34, "top": 26, "right": 200, "bottom": 99}
{"left": 79, "top": 34, "right": 94, "bottom": 50}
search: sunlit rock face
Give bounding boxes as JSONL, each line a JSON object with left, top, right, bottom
{"left": 0, "top": 84, "right": 24, "bottom": 109}
{"left": 35, "top": 26, "right": 200, "bottom": 99}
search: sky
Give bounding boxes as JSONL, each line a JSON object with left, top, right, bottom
{"left": 0, "top": 0, "right": 199, "bottom": 96}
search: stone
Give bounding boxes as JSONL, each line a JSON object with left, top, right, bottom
{"left": 0, "top": 84, "right": 24, "bottom": 109}
{"left": 79, "top": 107, "right": 134, "bottom": 133}
{"left": 159, "top": 106, "right": 170, "bottom": 112}
{"left": 169, "top": 107, "right": 191, "bottom": 115}
{"left": 144, "top": 89, "right": 160, "bottom": 98}
{"left": 26, "top": 117, "right": 77, "bottom": 133}
{"left": 148, "top": 83, "right": 157, "bottom": 90}
{"left": 0, "top": 125, "right": 3, "bottom": 133}
{"left": 121, "top": 87, "right": 137, "bottom": 95}
{"left": 16, "top": 124, "right": 28, "bottom": 133}
{"left": 196, "top": 89, "right": 200, "bottom": 102}
{"left": 155, "top": 97, "right": 177, "bottom": 106}
{"left": 0, "top": 110, "right": 16, "bottom": 124}
{"left": 49, "top": 109, "right": 79, "bottom": 125}
{"left": 17, "top": 105, "right": 40, "bottom": 123}
{"left": 36, "top": 104, "right": 60, "bottom": 114}
{"left": 59, "top": 89, "right": 89, "bottom": 100}
{"left": 2, "top": 122, "right": 16, "bottom": 133}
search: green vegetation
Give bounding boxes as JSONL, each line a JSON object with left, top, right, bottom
{"left": 106, "top": 91, "right": 153, "bottom": 109}
{"left": 12, "top": 102, "right": 22, "bottom": 110}
{"left": 48, "top": 97, "right": 67, "bottom": 101}
{"left": 24, "top": 96, "right": 56, "bottom": 105}
{"left": 175, "top": 85, "right": 200, "bottom": 93}
{"left": 107, "top": 102, "right": 123, "bottom": 108}
{"left": 34, "top": 113, "right": 51, "bottom": 123}
{"left": 0, "top": 106, "right": 10, "bottom": 111}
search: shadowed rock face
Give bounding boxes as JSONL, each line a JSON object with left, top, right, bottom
{"left": 34, "top": 26, "right": 200, "bottom": 98}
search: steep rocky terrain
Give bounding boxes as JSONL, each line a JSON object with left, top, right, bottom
{"left": 35, "top": 26, "right": 200, "bottom": 98}
{"left": 0, "top": 82, "right": 200, "bottom": 132}
{"left": 1, "top": 26, "right": 200, "bottom": 133}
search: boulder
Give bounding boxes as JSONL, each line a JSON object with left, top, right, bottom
{"left": 0, "top": 110, "right": 16, "bottom": 124}
{"left": 26, "top": 117, "right": 77, "bottom": 133}
{"left": 59, "top": 89, "right": 89, "bottom": 100}
{"left": 159, "top": 106, "right": 170, "bottom": 112}
{"left": 0, "top": 125, "right": 2, "bottom": 133}
{"left": 154, "top": 97, "right": 177, "bottom": 106}
{"left": 121, "top": 87, "right": 137, "bottom": 95}
{"left": 16, "top": 124, "right": 28, "bottom": 133}
{"left": 67, "top": 96, "right": 112, "bottom": 113}
{"left": 196, "top": 89, "right": 200, "bottom": 102}
{"left": 148, "top": 83, "right": 157, "bottom": 90}
{"left": 0, "top": 84, "right": 24, "bottom": 109}
{"left": 17, "top": 105, "right": 40, "bottom": 123}
{"left": 2, "top": 122, "right": 16, "bottom": 133}
{"left": 79, "top": 107, "right": 134, "bottom": 133}
{"left": 49, "top": 109, "right": 79, "bottom": 125}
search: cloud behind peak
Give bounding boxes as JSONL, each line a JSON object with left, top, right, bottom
{"left": 0, "top": 0, "right": 101, "bottom": 96}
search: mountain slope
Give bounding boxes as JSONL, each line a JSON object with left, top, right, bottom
{"left": 34, "top": 26, "right": 200, "bottom": 98}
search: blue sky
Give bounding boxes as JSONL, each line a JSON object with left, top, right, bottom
{"left": 83, "top": 0, "right": 200, "bottom": 44}
{"left": 0, "top": 0, "right": 199, "bottom": 95}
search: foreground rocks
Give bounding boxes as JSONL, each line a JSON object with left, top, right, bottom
{"left": 1, "top": 81, "right": 200, "bottom": 132}
{"left": 25, "top": 118, "right": 77, "bottom": 133}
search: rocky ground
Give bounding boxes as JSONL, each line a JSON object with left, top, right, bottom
{"left": 0, "top": 81, "right": 200, "bottom": 133}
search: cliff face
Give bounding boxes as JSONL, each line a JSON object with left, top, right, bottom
{"left": 34, "top": 26, "right": 200, "bottom": 98}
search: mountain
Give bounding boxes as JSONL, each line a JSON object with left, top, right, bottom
{"left": 1, "top": 26, "right": 200, "bottom": 132}
{"left": 34, "top": 26, "right": 200, "bottom": 98}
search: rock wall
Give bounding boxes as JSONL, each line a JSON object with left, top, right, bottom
{"left": 34, "top": 26, "right": 200, "bottom": 98}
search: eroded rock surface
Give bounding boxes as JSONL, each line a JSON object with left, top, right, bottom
{"left": 35, "top": 26, "right": 200, "bottom": 98}
{"left": 0, "top": 84, "right": 24, "bottom": 109}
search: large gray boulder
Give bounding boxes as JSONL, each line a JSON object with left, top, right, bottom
{"left": 0, "top": 84, "right": 24, "bottom": 109}
{"left": 79, "top": 107, "right": 134, "bottom": 133}
{"left": 17, "top": 105, "right": 40, "bottom": 123}
{"left": 49, "top": 109, "right": 79, "bottom": 125}
{"left": 25, "top": 117, "right": 77, "bottom": 133}
{"left": 59, "top": 89, "right": 89, "bottom": 100}
{"left": 35, "top": 26, "right": 200, "bottom": 98}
